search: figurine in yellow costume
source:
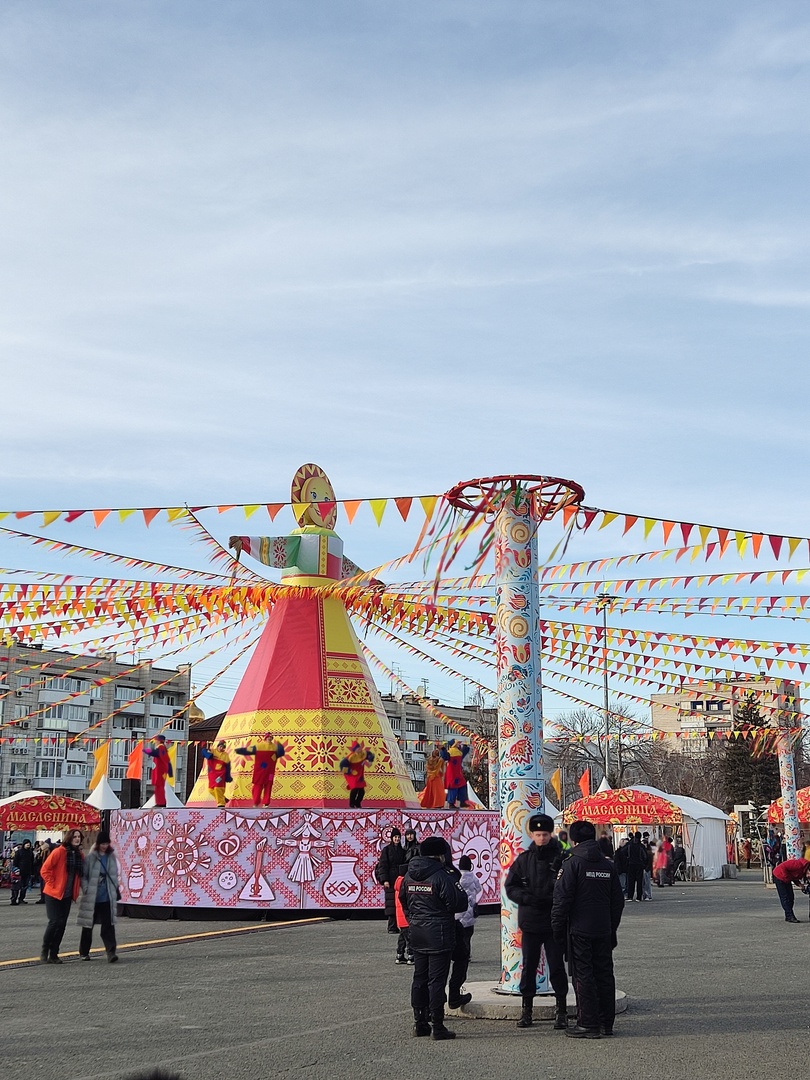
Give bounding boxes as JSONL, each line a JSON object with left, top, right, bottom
{"left": 200, "top": 740, "right": 232, "bottom": 807}
{"left": 186, "top": 464, "right": 418, "bottom": 809}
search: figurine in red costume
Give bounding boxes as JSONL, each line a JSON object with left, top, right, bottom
{"left": 441, "top": 740, "right": 474, "bottom": 809}
{"left": 235, "top": 735, "right": 285, "bottom": 807}
{"left": 340, "top": 741, "right": 375, "bottom": 809}
{"left": 143, "top": 735, "right": 173, "bottom": 807}
{"left": 200, "top": 740, "right": 232, "bottom": 807}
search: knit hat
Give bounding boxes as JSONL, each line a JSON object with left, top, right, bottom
{"left": 420, "top": 836, "right": 446, "bottom": 858}
{"left": 96, "top": 831, "right": 111, "bottom": 846}
{"left": 528, "top": 813, "right": 555, "bottom": 833}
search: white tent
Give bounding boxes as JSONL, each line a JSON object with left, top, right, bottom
{"left": 634, "top": 785, "right": 730, "bottom": 881}
{"left": 142, "top": 784, "right": 185, "bottom": 808}
{"left": 85, "top": 775, "right": 121, "bottom": 812}
{"left": 0, "top": 788, "right": 48, "bottom": 807}
{"left": 596, "top": 777, "right": 612, "bottom": 793}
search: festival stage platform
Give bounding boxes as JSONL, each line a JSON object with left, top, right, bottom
{"left": 112, "top": 806, "right": 499, "bottom": 914}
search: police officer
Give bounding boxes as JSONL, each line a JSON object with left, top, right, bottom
{"left": 400, "top": 835, "right": 469, "bottom": 1040}
{"left": 551, "top": 819, "right": 625, "bottom": 1039}
{"left": 504, "top": 812, "right": 569, "bottom": 1030}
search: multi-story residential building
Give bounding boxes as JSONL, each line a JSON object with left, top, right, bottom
{"left": 0, "top": 641, "right": 191, "bottom": 802}
{"left": 651, "top": 678, "right": 802, "bottom": 750}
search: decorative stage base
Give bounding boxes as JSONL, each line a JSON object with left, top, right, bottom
{"left": 447, "top": 983, "right": 628, "bottom": 1021}
{"left": 111, "top": 807, "right": 498, "bottom": 912}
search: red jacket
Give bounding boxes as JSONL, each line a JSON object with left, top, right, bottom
{"left": 394, "top": 872, "right": 409, "bottom": 929}
{"left": 773, "top": 858, "right": 810, "bottom": 884}
{"left": 40, "top": 845, "right": 83, "bottom": 901}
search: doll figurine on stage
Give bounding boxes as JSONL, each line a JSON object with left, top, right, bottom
{"left": 340, "top": 741, "right": 375, "bottom": 809}
{"left": 200, "top": 740, "right": 232, "bottom": 807}
{"left": 235, "top": 735, "right": 285, "bottom": 807}
{"left": 418, "top": 743, "right": 446, "bottom": 809}
{"left": 143, "top": 735, "right": 172, "bottom": 807}
{"left": 441, "top": 740, "right": 474, "bottom": 809}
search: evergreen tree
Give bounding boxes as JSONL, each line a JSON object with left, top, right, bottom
{"left": 720, "top": 693, "right": 781, "bottom": 812}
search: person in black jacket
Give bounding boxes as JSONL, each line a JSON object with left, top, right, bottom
{"left": 403, "top": 828, "right": 419, "bottom": 865}
{"left": 551, "top": 819, "right": 625, "bottom": 1039}
{"left": 624, "top": 831, "right": 648, "bottom": 901}
{"left": 504, "top": 812, "right": 569, "bottom": 1030}
{"left": 375, "top": 829, "right": 406, "bottom": 933}
{"left": 613, "top": 838, "right": 629, "bottom": 895}
{"left": 11, "top": 840, "right": 35, "bottom": 905}
{"left": 400, "top": 835, "right": 469, "bottom": 1041}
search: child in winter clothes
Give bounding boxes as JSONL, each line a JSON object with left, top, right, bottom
{"left": 448, "top": 855, "right": 483, "bottom": 1008}
{"left": 393, "top": 869, "right": 413, "bottom": 964}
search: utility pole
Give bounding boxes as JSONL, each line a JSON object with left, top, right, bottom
{"left": 597, "top": 593, "right": 616, "bottom": 784}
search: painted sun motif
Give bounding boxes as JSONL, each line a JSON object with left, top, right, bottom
{"left": 454, "top": 819, "right": 497, "bottom": 887}
{"left": 154, "top": 821, "right": 212, "bottom": 887}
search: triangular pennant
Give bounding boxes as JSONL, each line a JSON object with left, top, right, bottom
{"left": 142, "top": 509, "right": 161, "bottom": 527}
{"left": 395, "top": 497, "right": 413, "bottom": 522}
{"left": 369, "top": 499, "right": 387, "bottom": 525}
{"left": 244, "top": 504, "right": 259, "bottom": 518}
{"left": 42, "top": 511, "right": 61, "bottom": 527}
{"left": 93, "top": 510, "right": 112, "bottom": 527}
{"left": 266, "top": 503, "right": 283, "bottom": 521}
{"left": 343, "top": 500, "right": 362, "bottom": 524}
{"left": 419, "top": 496, "right": 438, "bottom": 522}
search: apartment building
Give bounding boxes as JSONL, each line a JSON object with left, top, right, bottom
{"left": 651, "top": 678, "right": 802, "bottom": 750}
{"left": 0, "top": 641, "right": 191, "bottom": 802}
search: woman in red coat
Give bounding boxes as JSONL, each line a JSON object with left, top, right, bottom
{"left": 40, "top": 830, "right": 84, "bottom": 964}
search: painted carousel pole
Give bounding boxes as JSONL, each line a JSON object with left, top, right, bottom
{"left": 777, "top": 688, "right": 801, "bottom": 859}
{"left": 445, "top": 475, "right": 584, "bottom": 997}
{"left": 493, "top": 488, "right": 546, "bottom": 992}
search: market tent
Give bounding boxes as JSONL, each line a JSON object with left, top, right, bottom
{"left": 85, "top": 775, "right": 121, "bottom": 812}
{"left": 0, "top": 795, "right": 100, "bottom": 832}
{"left": 562, "top": 787, "right": 683, "bottom": 826}
{"left": 0, "top": 789, "right": 48, "bottom": 807}
{"left": 635, "top": 786, "right": 730, "bottom": 881}
{"left": 767, "top": 787, "right": 810, "bottom": 823}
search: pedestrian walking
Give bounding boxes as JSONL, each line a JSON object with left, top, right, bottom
{"left": 614, "top": 837, "right": 629, "bottom": 895}
{"left": 742, "top": 837, "right": 752, "bottom": 869}
{"left": 400, "top": 836, "right": 469, "bottom": 1040}
{"left": 625, "top": 832, "right": 648, "bottom": 901}
{"left": 11, "top": 840, "right": 34, "bottom": 904}
{"left": 393, "top": 866, "right": 413, "bottom": 965}
{"left": 772, "top": 857, "right": 810, "bottom": 923}
{"left": 77, "top": 832, "right": 121, "bottom": 961}
{"left": 504, "top": 812, "right": 569, "bottom": 1030}
{"left": 641, "top": 833, "right": 653, "bottom": 900}
{"left": 40, "top": 829, "right": 84, "bottom": 964}
{"left": 375, "top": 828, "right": 407, "bottom": 933}
{"left": 551, "top": 819, "right": 625, "bottom": 1040}
{"left": 447, "top": 854, "right": 482, "bottom": 1010}
{"left": 403, "top": 828, "right": 420, "bottom": 865}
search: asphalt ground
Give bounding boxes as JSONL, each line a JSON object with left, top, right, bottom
{"left": 0, "top": 871, "right": 804, "bottom": 1080}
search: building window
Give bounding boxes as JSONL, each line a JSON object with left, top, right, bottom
{"left": 109, "top": 766, "right": 127, "bottom": 780}
{"left": 9, "top": 763, "right": 28, "bottom": 777}
{"left": 42, "top": 704, "right": 87, "bottom": 722}
{"left": 64, "top": 763, "right": 88, "bottom": 777}
{"left": 47, "top": 676, "right": 82, "bottom": 693}
{"left": 114, "top": 686, "right": 141, "bottom": 703}
{"left": 167, "top": 716, "right": 186, "bottom": 731}
{"left": 112, "top": 715, "right": 130, "bottom": 730}
{"left": 35, "top": 761, "right": 57, "bottom": 779}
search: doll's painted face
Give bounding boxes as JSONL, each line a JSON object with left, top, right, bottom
{"left": 291, "top": 464, "right": 338, "bottom": 529}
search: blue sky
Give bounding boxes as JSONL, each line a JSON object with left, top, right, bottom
{"left": 2, "top": 2, "right": 810, "bottom": 716}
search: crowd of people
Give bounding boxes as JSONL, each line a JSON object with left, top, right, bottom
{"left": 379, "top": 813, "right": 624, "bottom": 1041}
{"left": 612, "top": 831, "right": 687, "bottom": 899}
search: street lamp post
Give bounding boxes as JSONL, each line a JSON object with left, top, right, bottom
{"left": 597, "top": 593, "right": 615, "bottom": 785}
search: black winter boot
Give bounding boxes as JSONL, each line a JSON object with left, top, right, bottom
{"left": 516, "top": 996, "right": 533, "bottom": 1028}
{"left": 554, "top": 997, "right": 569, "bottom": 1030}
{"left": 448, "top": 991, "right": 472, "bottom": 1009}
{"left": 412, "top": 1007, "right": 431, "bottom": 1037}
{"left": 431, "top": 1011, "right": 456, "bottom": 1040}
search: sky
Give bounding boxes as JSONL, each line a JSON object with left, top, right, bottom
{"left": 2, "top": 1, "right": 810, "bottom": 716}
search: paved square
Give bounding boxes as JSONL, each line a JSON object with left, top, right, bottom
{"left": 0, "top": 872, "right": 803, "bottom": 1080}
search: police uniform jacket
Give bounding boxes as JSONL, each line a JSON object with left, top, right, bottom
{"left": 551, "top": 840, "right": 624, "bottom": 940}
{"left": 504, "top": 837, "right": 564, "bottom": 934}
{"left": 399, "top": 856, "right": 469, "bottom": 953}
